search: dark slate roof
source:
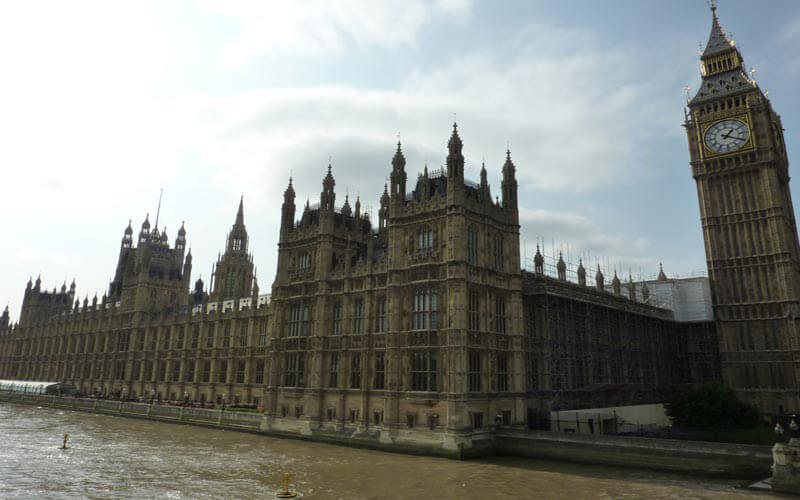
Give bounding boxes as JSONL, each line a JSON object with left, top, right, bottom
{"left": 690, "top": 68, "right": 753, "bottom": 105}
{"left": 702, "top": 10, "right": 733, "bottom": 59}
{"left": 410, "top": 174, "right": 447, "bottom": 201}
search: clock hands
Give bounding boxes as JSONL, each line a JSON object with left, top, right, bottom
{"left": 721, "top": 129, "right": 745, "bottom": 142}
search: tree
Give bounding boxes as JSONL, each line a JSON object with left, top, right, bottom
{"left": 665, "top": 384, "right": 761, "bottom": 437}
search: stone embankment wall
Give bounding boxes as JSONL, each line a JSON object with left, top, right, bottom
{"left": 0, "top": 392, "right": 480, "bottom": 459}
{"left": 497, "top": 430, "right": 771, "bottom": 479}
{"left": 1, "top": 393, "right": 773, "bottom": 478}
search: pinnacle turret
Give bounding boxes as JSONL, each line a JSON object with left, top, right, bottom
{"left": 446, "top": 122, "right": 464, "bottom": 180}
{"left": 657, "top": 263, "right": 667, "bottom": 281}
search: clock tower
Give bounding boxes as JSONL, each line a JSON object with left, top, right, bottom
{"left": 686, "top": 4, "right": 800, "bottom": 414}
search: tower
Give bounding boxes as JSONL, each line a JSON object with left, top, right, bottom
{"left": 685, "top": 4, "right": 800, "bottom": 413}
{"left": 110, "top": 214, "right": 191, "bottom": 313}
{"left": 210, "top": 197, "right": 255, "bottom": 301}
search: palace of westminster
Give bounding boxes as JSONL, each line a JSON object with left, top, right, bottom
{"left": 1, "top": 7, "right": 799, "bottom": 451}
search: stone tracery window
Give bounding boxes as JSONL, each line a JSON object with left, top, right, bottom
{"left": 411, "top": 350, "right": 438, "bottom": 391}
{"left": 297, "top": 251, "right": 311, "bottom": 271}
{"left": 417, "top": 227, "right": 434, "bottom": 251}
{"left": 467, "top": 226, "right": 479, "bottom": 265}
{"left": 288, "top": 303, "right": 310, "bottom": 337}
{"left": 412, "top": 289, "right": 438, "bottom": 330}
{"left": 284, "top": 352, "right": 305, "bottom": 387}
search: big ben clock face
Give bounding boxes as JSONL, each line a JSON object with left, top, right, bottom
{"left": 704, "top": 119, "right": 750, "bottom": 154}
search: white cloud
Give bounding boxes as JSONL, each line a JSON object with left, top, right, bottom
{"left": 0, "top": 6, "right": 695, "bottom": 320}
{"left": 212, "top": 0, "right": 473, "bottom": 65}
{"left": 518, "top": 207, "right": 656, "bottom": 277}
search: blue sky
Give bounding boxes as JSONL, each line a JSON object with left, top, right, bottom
{"left": 1, "top": 0, "right": 798, "bottom": 320}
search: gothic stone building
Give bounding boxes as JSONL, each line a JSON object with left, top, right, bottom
{"left": 685, "top": 5, "right": 800, "bottom": 414}
{"left": 0, "top": 123, "right": 720, "bottom": 456}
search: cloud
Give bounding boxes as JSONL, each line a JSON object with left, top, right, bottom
{"left": 0, "top": 7, "right": 694, "bottom": 319}
{"left": 212, "top": 0, "right": 473, "bottom": 65}
{"left": 518, "top": 207, "right": 656, "bottom": 278}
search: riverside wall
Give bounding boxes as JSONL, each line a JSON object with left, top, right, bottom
{"left": 1, "top": 392, "right": 772, "bottom": 478}
{"left": 497, "top": 430, "right": 772, "bottom": 479}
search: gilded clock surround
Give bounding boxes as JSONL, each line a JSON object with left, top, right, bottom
{"left": 698, "top": 114, "right": 754, "bottom": 158}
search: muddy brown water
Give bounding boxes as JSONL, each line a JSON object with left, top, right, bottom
{"left": 0, "top": 403, "right": 778, "bottom": 499}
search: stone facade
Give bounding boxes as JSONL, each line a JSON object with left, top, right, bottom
{"left": 0, "top": 126, "right": 721, "bottom": 455}
{"left": 685, "top": 6, "right": 800, "bottom": 414}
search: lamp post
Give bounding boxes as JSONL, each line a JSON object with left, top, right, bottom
{"left": 790, "top": 416, "right": 799, "bottom": 443}
{"left": 221, "top": 393, "right": 226, "bottom": 411}
{"left": 183, "top": 392, "right": 189, "bottom": 407}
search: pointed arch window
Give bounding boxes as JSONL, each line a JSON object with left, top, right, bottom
{"left": 417, "top": 227, "right": 434, "bottom": 251}
{"left": 467, "top": 227, "right": 479, "bottom": 265}
{"left": 412, "top": 289, "right": 438, "bottom": 330}
{"left": 297, "top": 252, "right": 311, "bottom": 271}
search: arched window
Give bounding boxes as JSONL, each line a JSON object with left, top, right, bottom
{"left": 467, "top": 226, "right": 479, "bottom": 265}
{"left": 494, "top": 235, "right": 505, "bottom": 271}
{"left": 412, "top": 289, "right": 438, "bottom": 330}
{"left": 417, "top": 227, "right": 433, "bottom": 251}
{"left": 297, "top": 251, "right": 311, "bottom": 271}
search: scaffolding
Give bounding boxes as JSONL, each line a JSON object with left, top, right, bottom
{"left": 522, "top": 272, "right": 712, "bottom": 415}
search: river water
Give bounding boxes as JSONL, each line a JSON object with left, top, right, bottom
{"left": 0, "top": 402, "right": 776, "bottom": 499}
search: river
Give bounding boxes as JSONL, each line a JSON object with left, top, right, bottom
{"left": 0, "top": 402, "right": 776, "bottom": 499}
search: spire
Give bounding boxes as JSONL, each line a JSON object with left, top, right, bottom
{"left": 577, "top": 259, "right": 586, "bottom": 287}
{"left": 354, "top": 196, "right": 361, "bottom": 220}
{"left": 153, "top": 189, "right": 164, "bottom": 232}
{"left": 341, "top": 194, "right": 352, "bottom": 217}
{"left": 283, "top": 177, "right": 295, "bottom": 199}
{"left": 324, "top": 163, "right": 334, "bottom": 187}
{"left": 446, "top": 121, "right": 464, "bottom": 180}
{"left": 227, "top": 198, "right": 249, "bottom": 253}
{"left": 612, "top": 271, "right": 621, "bottom": 295}
{"left": 501, "top": 148, "right": 518, "bottom": 213}
{"left": 657, "top": 263, "right": 668, "bottom": 281}
{"left": 236, "top": 195, "right": 245, "bottom": 226}
{"left": 381, "top": 184, "right": 390, "bottom": 205}
{"left": 628, "top": 274, "right": 636, "bottom": 300}
{"left": 178, "top": 221, "right": 186, "bottom": 238}
{"left": 321, "top": 163, "right": 336, "bottom": 212}
{"left": 533, "top": 245, "right": 544, "bottom": 275}
{"left": 448, "top": 122, "right": 462, "bottom": 154}
{"left": 390, "top": 140, "right": 407, "bottom": 201}
{"left": 556, "top": 252, "right": 566, "bottom": 281}
{"left": 702, "top": 1, "right": 733, "bottom": 59}
{"left": 595, "top": 265, "right": 604, "bottom": 291}
{"left": 124, "top": 220, "right": 133, "bottom": 235}
{"left": 392, "top": 140, "right": 406, "bottom": 171}
{"left": 690, "top": 3, "right": 751, "bottom": 104}
{"left": 503, "top": 148, "right": 516, "bottom": 177}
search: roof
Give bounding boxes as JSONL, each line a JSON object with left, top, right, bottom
{"left": 689, "top": 68, "right": 753, "bottom": 105}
